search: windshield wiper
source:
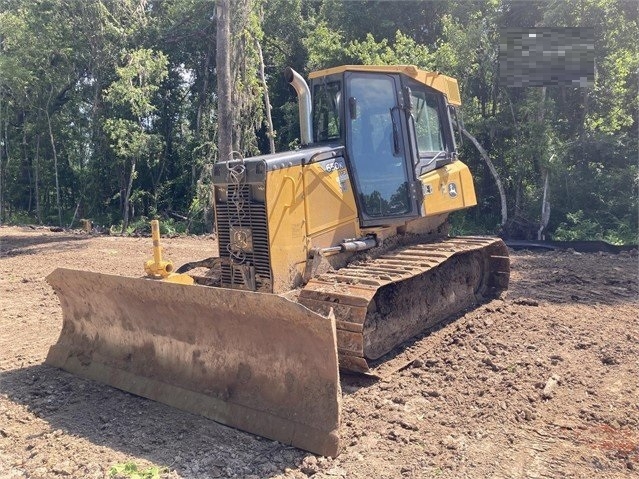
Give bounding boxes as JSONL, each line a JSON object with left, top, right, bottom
{"left": 419, "top": 151, "right": 451, "bottom": 175}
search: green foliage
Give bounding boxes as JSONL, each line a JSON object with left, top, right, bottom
{"left": 553, "top": 211, "right": 603, "bottom": 241}
{"left": 553, "top": 211, "right": 637, "bottom": 245}
{"left": 448, "top": 209, "right": 500, "bottom": 236}
{"left": 159, "top": 218, "right": 188, "bottom": 235}
{"left": 103, "top": 48, "right": 168, "bottom": 162}
{"left": 347, "top": 31, "right": 433, "bottom": 68}
{"left": 108, "top": 217, "right": 188, "bottom": 236}
{"left": 185, "top": 195, "right": 212, "bottom": 235}
{"left": 304, "top": 25, "right": 433, "bottom": 71}
{"left": 0, "top": 0, "right": 636, "bottom": 245}
{"left": 126, "top": 217, "right": 152, "bottom": 236}
{"left": 303, "top": 20, "right": 348, "bottom": 71}
{"left": 109, "top": 462, "right": 167, "bottom": 479}
{"left": 106, "top": 49, "right": 169, "bottom": 117}
{"left": 103, "top": 119, "right": 163, "bottom": 160}
{"left": 3, "top": 211, "right": 39, "bottom": 226}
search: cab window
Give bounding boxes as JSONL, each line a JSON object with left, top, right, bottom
{"left": 313, "top": 81, "right": 342, "bottom": 142}
{"left": 410, "top": 89, "right": 445, "bottom": 154}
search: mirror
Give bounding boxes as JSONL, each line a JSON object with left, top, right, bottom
{"left": 402, "top": 86, "right": 413, "bottom": 112}
{"left": 449, "top": 105, "right": 464, "bottom": 147}
{"left": 348, "top": 96, "right": 358, "bottom": 120}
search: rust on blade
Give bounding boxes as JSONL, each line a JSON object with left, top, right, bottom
{"left": 46, "top": 268, "right": 341, "bottom": 456}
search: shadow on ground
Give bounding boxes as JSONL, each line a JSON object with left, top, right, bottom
{"left": 0, "top": 364, "right": 307, "bottom": 478}
{"left": 0, "top": 233, "right": 92, "bottom": 257}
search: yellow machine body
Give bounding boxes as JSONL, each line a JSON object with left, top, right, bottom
{"left": 418, "top": 159, "right": 477, "bottom": 216}
{"left": 310, "top": 64, "right": 462, "bottom": 106}
{"left": 263, "top": 159, "right": 360, "bottom": 291}
{"left": 253, "top": 157, "right": 477, "bottom": 292}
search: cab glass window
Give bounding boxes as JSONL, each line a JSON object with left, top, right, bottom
{"left": 411, "top": 89, "right": 445, "bottom": 154}
{"left": 313, "top": 81, "right": 342, "bottom": 142}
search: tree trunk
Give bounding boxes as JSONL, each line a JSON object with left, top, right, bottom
{"left": 46, "top": 89, "right": 63, "bottom": 226}
{"left": 34, "top": 134, "right": 42, "bottom": 224}
{"left": 121, "top": 158, "right": 136, "bottom": 234}
{"left": 194, "top": 36, "right": 215, "bottom": 186}
{"left": 69, "top": 201, "right": 81, "bottom": 229}
{"left": 0, "top": 98, "right": 4, "bottom": 225}
{"left": 0, "top": 98, "right": 11, "bottom": 224}
{"left": 256, "top": 38, "right": 276, "bottom": 154}
{"left": 216, "top": 0, "right": 233, "bottom": 164}
{"left": 537, "top": 91, "right": 550, "bottom": 240}
{"left": 461, "top": 128, "right": 508, "bottom": 227}
{"left": 538, "top": 87, "right": 547, "bottom": 123}
{"left": 22, "top": 115, "right": 32, "bottom": 212}
{"left": 196, "top": 37, "right": 214, "bottom": 134}
{"left": 538, "top": 168, "right": 551, "bottom": 240}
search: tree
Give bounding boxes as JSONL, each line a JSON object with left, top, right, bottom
{"left": 104, "top": 48, "right": 168, "bottom": 233}
{"left": 0, "top": 0, "right": 635, "bottom": 243}
{"left": 216, "top": 0, "right": 232, "bottom": 164}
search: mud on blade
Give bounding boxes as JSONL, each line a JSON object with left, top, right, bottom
{"left": 46, "top": 268, "right": 341, "bottom": 457}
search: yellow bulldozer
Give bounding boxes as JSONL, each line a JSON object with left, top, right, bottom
{"left": 46, "top": 65, "right": 510, "bottom": 457}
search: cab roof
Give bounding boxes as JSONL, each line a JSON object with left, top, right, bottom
{"left": 309, "top": 65, "right": 461, "bottom": 106}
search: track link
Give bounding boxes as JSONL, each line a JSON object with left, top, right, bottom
{"left": 298, "top": 236, "right": 510, "bottom": 375}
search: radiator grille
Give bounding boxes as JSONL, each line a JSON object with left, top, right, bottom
{"left": 215, "top": 184, "right": 272, "bottom": 292}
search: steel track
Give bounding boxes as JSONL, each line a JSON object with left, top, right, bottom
{"left": 299, "top": 236, "right": 510, "bottom": 375}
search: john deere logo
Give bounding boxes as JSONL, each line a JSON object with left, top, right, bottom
{"left": 448, "top": 183, "right": 458, "bottom": 198}
{"left": 230, "top": 226, "right": 253, "bottom": 252}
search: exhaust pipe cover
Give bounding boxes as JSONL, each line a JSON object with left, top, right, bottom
{"left": 285, "top": 67, "right": 313, "bottom": 146}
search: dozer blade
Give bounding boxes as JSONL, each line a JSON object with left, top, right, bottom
{"left": 45, "top": 268, "right": 341, "bottom": 457}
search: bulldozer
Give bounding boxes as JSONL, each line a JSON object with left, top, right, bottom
{"left": 46, "top": 65, "right": 510, "bottom": 457}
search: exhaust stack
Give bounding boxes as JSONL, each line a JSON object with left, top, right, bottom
{"left": 285, "top": 67, "right": 313, "bottom": 146}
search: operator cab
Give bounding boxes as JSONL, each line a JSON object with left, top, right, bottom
{"left": 309, "top": 65, "right": 461, "bottom": 227}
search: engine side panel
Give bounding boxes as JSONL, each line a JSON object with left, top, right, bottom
{"left": 265, "top": 163, "right": 309, "bottom": 292}
{"left": 212, "top": 147, "right": 358, "bottom": 293}
{"left": 302, "top": 157, "right": 359, "bottom": 248}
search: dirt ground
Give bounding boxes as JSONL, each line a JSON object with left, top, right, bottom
{"left": 0, "top": 225, "right": 637, "bottom": 479}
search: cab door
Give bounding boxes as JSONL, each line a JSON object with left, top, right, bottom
{"left": 344, "top": 72, "right": 419, "bottom": 227}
